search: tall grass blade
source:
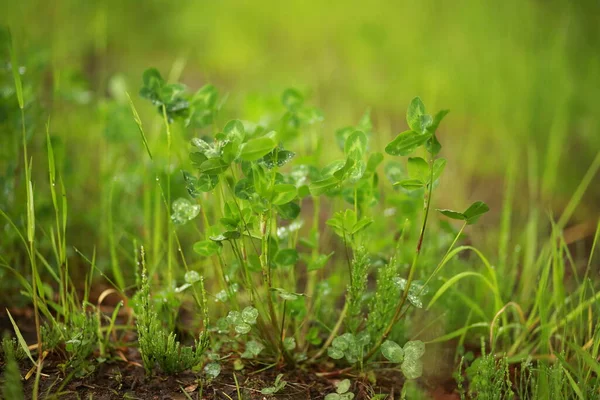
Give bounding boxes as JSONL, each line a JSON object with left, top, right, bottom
{"left": 6, "top": 309, "right": 35, "bottom": 365}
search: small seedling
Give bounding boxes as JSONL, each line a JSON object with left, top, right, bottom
{"left": 381, "top": 340, "right": 426, "bottom": 380}
{"left": 325, "top": 379, "right": 354, "bottom": 400}
{"left": 260, "top": 373, "right": 287, "bottom": 395}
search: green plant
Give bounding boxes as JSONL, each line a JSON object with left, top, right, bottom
{"left": 260, "top": 373, "right": 287, "bottom": 395}
{"left": 1, "top": 336, "right": 24, "bottom": 400}
{"left": 461, "top": 339, "right": 513, "bottom": 399}
{"left": 62, "top": 311, "right": 99, "bottom": 374}
{"left": 380, "top": 339, "right": 426, "bottom": 380}
{"left": 325, "top": 379, "right": 354, "bottom": 400}
{"left": 137, "top": 74, "right": 497, "bottom": 380}
{"left": 1, "top": 336, "right": 26, "bottom": 362}
{"left": 135, "top": 247, "right": 209, "bottom": 375}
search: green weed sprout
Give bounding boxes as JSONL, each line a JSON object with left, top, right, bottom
{"left": 325, "top": 379, "right": 354, "bottom": 400}
{"left": 135, "top": 247, "right": 208, "bottom": 375}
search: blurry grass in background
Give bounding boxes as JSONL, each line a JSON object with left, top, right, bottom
{"left": 1, "top": 0, "right": 599, "bottom": 285}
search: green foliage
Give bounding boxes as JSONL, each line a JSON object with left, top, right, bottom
{"left": 1, "top": 336, "right": 25, "bottom": 362}
{"left": 438, "top": 201, "right": 490, "bottom": 225}
{"left": 135, "top": 261, "right": 208, "bottom": 375}
{"left": 2, "top": 45, "right": 598, "bottom": 400}
{"left": 1, "top": 336, "right": 24, "bottom": 400}
{"left": 463, "top": 340, "right": 514, "bottom": 399}
{"left": 327, "top": 332, "right": 370, "bottom": 364}
{"left": 381, "top": 340, "right": 425, "bottom": 380}
{"left": 260, "top": 373, "right": 287, "bottom": 395}
{"left": 347, "top": 247, "right": 370, "bottom": 333}
{"left": 170, "top": 198, "right": 201, "bottom": 225}
{"left": 241, "top": 340, "right": 264, "bottom": 359}
{"left": 225, "top": 306, "right": 259, "bottom": 335}
{"left": 63, "top": 312, "right": 99, "bottom": 372}
{"left": 366, "top": 258, "right": 399, "bottom": 342}
{"left": 139, "top": 68, "right": 219, "bottom": 124}
{"left": 325, "top": 379, "right": 355, "bottom": 400}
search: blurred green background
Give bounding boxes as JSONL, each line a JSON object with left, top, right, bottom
{"left": 2, "top": 0, "right": 599, "bottom": 286}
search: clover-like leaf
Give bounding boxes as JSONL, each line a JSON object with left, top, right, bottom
{"left": 437, "top": 209, "right": 465, "bottom": 220}
{"left": 307, "top": 252, "right": 334, "bottom": 271}
{"left": 394, "top": 179, "right": 424, "bottom": 190}
{"left": 327, "top": 347, "right": 345, "bottom": 360}
{"left": 463, "top": 201, "right": 490, "bottom": 225}
{"left": 193, "top": 240, "right": 220, "bottom": 257}
{"left": 204, "top": 362, "right": 221, "bottom": 379}
{"left": 223, "top": 119, "right": 245, "bottom": 143}
{"left": 394, "top": 278, "right": 428, "bottom": 308}
{"left": 336, "top": 379, "right": 352, "bottom": 394}
{"left": 282, "top": 88, "right": 304, "bottom": 111}
{"left": 274, "top": 249, "right": 299, "bottom": 267}
{"left": 406, "top": 97, "right": 426, "bottom": 133}
{"left": 226, "top": 311, "right": 242, "bottom": 326}
{"left": 403, "top": 340, "right": 425, "bottom": 360}
{"left": 241, "top": 306, "right": 259, "bottom": 325}
{"left": 428, "top": 109, "right": 450, "bottom": 134}
{"left": 260, "top": 148, "right": 295, "bottom": 169}
{"left": 401, "top": 358, "right": 423, "bottom": 380}
{"left": 240, "top": 137, "right": 277, "bottom": 161}
{"left": 271, "top": 184, "right": 297, "bottom": 205}
{"left": 381, "top": 340, "right": 404, "bottom": 363}
{"left": 437, "top": 201, "right": 489, "bottom": 225}
{"left": 331, "top": 334, "right": 352, "bottom": 351}
{"left": 184, "top": 270, "right": 201, "bottom": 284}
{"left": 170, "top": 198, "right": 200, "bottom": 225}
{"left": 234, "top": 323, "right": 252, "bottom": 334}
{"left": 407, "top": 157, "right": 429, "bottom": 182}
{"left": 385, "top": 130, "right": 430, "bottom": 157}
{"left": 432, "top": 158, "right": 447, "bottom": 182}
{"left": 241, "top": 340, "right": 264, "bottom": 359}
{"left": 283, "top": 337, "right": 296, "bottom": 351}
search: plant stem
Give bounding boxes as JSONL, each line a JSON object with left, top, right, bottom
{"left": 309, "top": 302, "right": 348, "bottom": 362}
{"left": 161, "top": 105, "right": 173, "bottom": 290}
{"left": 364, "top": 152, "right": 436, "bottom": 361}
{"left": 300, "top": 196, "right": 321, "bottom": 348}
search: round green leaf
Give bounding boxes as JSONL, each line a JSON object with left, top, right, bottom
{"left": 385, "top": 130, "right": 430, "bottom": 157}
{"left": 171, "top": 198, "right": 200, "bottom": 225}
{"left": 234, "top": 322, "right": 251, "bottom": 335}
{"left": 401, "top": 359, "right": 423, "bottom": 380}
{"left": 336, "top": 379, "right": 352, "bottom": 394}
{"left": 184, "top": 270, "right": 201, "bottom": 284}
{"left": 283, "top": 337, "right": 296, "bottom": 350}
{"left": 282, "top": 88, "right": 304, "bottom": 111}
{"left": 274, "top": 249, "right": 299, "bottom": 267}
{"left": 463, "top": 201, "right": 490, "bottom": 225}
{"left": 403, "top": 340, "right": 425, "bottom": 360}
{"left": 193, "top": 240, "right": 220, "bottom": 257}
{"left": 327, "top": 347, "right": 345, "bottom": 360}
{"left": 240, "top": 137, "right": 277, "bottom": 161}
{"left": 437, "top": 209, "right": 466, "bottom": 221}
{"left": 204, "top": 362, "right": 221, "bottom": 379}
{"left": 406, "top": 97, "right": 426, "bottom": 132}
{"left": 241, "top": 306, "right": 259, "bottom": 325}
{"left": 381, "top": 340, "right": 404, "bottom": 363}
{"left": 271, "top": 184, "right": 297, "bottom": 205}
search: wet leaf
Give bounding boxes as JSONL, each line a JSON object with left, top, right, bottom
{"left": 381, "top": 340, "right": 404, "bottom": 363}
{"left": 171, "top": 198, "right": 200, "bottom": 225}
